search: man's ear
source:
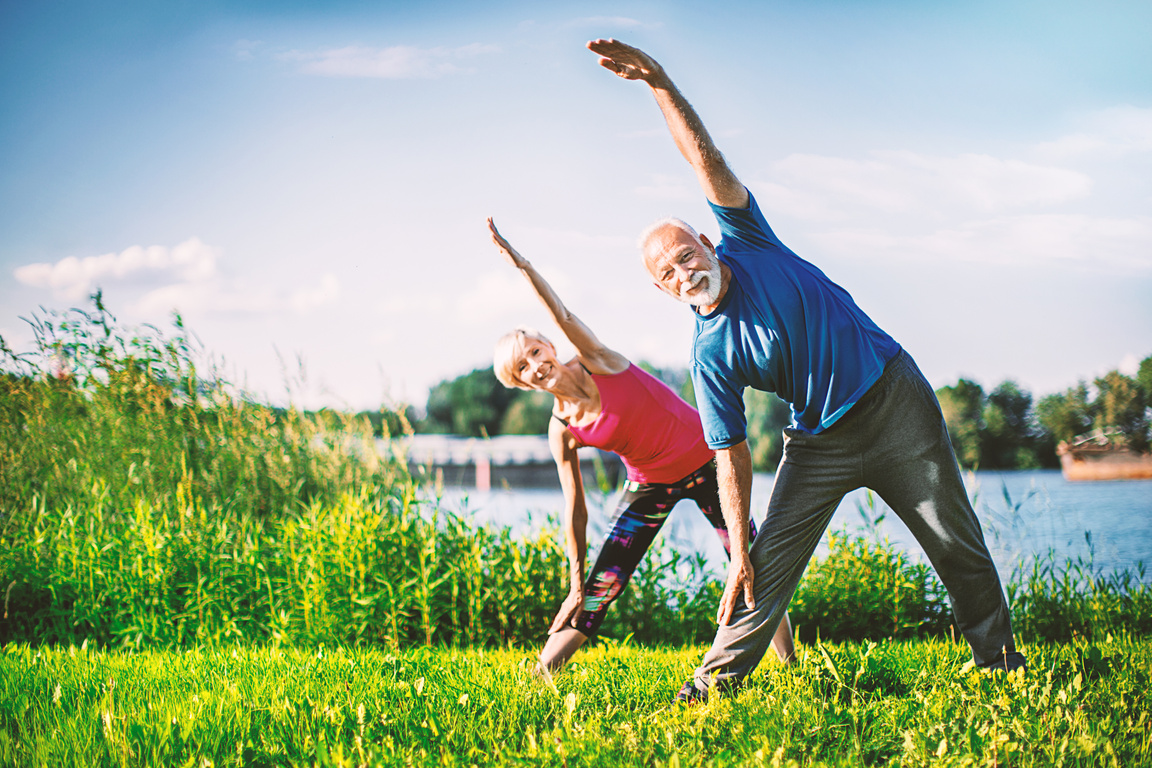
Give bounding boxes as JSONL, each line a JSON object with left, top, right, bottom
{"left": 699, "top": 233, "right": 716, "bottom": 254}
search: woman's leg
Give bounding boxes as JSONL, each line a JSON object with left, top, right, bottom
{"left": 688, "top": 461, "right": 796, "bottom": 664}
{"left": 543, "top": 483, "right": 676, "bottom": 671}
{"left": 537, "top": 628, "right": 589, "bottom": 674}
{"left": 771, "top": 611, "right": 796, "bottom": 664}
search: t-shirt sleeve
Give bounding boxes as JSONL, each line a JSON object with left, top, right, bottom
{"left": 708, "top": 190, "right": 789, "bottom": 253}
{"left": 690, "top": 363, "right": 748, "bottom": 450}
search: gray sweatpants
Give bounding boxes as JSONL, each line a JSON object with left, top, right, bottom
{"left": 694, "top": 350, "right": 1017, "bottom": 691}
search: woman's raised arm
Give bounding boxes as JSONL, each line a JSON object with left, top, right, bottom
{"left": 488, "top": 218, "right": 628, "bottom": 375}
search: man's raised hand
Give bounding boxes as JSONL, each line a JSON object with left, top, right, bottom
{"left": 488, "top": 218, "right": 530, "bottom": 270}
{"left": 586, "top": 38, "right": 664, "bottom": 84}
{"left": 586, "top": 38, "right": 747, "bottom": 209}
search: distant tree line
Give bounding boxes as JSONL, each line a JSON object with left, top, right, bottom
{"left": 938, "top": 354, "right": 1151, "bottom": 469}
{"left": 384, "top": 352, "right": 1151, "bottom": 472}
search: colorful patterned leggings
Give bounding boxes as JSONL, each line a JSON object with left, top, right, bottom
{"left": 571, "top": 460, "right": 756, "bottom": 637}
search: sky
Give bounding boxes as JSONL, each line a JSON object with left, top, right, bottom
{"left": 2, "top": 0, "right": 1150, "bottom": 413}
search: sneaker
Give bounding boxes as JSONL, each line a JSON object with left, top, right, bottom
{"left": 982, "top": 651, "right": 1027, "bottom": 674}
{"left": 675, "top": 679, "right": 707, "bottom": 704}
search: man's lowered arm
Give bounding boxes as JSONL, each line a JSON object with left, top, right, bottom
{"left": 713, "top": 440, "right": 756, "bottom": 625}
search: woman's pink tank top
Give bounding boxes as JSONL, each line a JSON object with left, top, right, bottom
{"left": 565, "top": 364, "right": 714, "bottom": 484}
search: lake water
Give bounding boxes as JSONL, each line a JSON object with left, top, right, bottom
{"left": 427, "top": 469, "right": 1152, "bottom": 581}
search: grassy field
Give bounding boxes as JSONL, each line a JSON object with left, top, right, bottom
{"left": 3, "top": 637, "right": 1150, "bottom": 767}
{"left": 2, "top": 300, "right": 1151, "bottom": 766}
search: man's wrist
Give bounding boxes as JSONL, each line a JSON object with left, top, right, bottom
{"left": 646, "top": 68, "right": 672, "bottom": 90}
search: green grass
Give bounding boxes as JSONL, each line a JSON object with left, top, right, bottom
{"left": 4, "top": 297, "right": 1152, "bottom": 765}
{"left": 2, "top": 637, "right": 1150, "bottom": 767}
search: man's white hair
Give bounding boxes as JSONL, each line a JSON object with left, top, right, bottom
{"left": 636, "top": 217, "right": 700, "bottom": 254}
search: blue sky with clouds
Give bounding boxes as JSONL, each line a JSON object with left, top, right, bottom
{"left": 2, "top": 0, "right": 1150, "bottom": 410}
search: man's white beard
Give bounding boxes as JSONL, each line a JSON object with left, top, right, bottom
{"left": 678, "top": 258, "right": 722, "bottom": 307}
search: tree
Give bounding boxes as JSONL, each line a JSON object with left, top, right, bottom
{"left": 499, "top": 391, "right": 553, "bottom": 435}
{"left": 422, "top": 367, "right": 516, "bottom": 437}
{"left": 642, "top": 362, "right": 788, "bottom": 471}
{"left": 981, "top": 380, "right": 1039, "bottom": 469}
{"left": 1137, "top": 354, "right": 1152, "bottom": 403}
{"left": 1035, "top": 383, "right": 1093, "bottom": 447}
{"left": 639, "top": 362, "right": 697, "bottom": 409}
{"left": 936, "top": 379, "right": 984, "bottom": 468}
{"left": 1094, "top": 370, "right": 1149, "bottom": 452}
{"left": 745, "top": 389, "right": 791, "bottom": 471}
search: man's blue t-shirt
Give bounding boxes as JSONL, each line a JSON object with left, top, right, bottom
{"left": 691, "top": 192, "right": 901, "bottom": 449}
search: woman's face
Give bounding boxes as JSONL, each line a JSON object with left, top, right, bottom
{"left": 515, "top": 338, "right": 561, "bottom": 391}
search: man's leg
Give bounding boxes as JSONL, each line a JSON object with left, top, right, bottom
{"left": 687, "top": 461, "right": 796, "bottom": 664}
{"left": 689, "top": 430, "right": 859, "bottom": 694}
{"left": 859, "top": 352, "right": 1020, "bottom": 667}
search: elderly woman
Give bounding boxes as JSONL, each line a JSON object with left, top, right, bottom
{"left": 489, "top": 219, "right": 794, "bottom": 674}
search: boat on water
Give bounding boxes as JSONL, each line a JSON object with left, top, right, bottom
{"left": 1057, "top": 430, "right": 1152, "bottom": 481}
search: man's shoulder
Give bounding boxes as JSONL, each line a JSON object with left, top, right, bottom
{"left": 711, "top": 191, "right": 789, "bottom": 254}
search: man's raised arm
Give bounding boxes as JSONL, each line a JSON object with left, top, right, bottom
{"left": 587, "top": 38, "right": 748, "bottom": 210}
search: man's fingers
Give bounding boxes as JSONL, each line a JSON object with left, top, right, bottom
{"left": 587, "top": 39, "right": 646, "bottom": 79}
{"left": 718, "top": 600, "right": 734, "bottom": 626}
{"left": 716, "top": 585, "right": 737, "bottom": 625}
{"left": 744, "top": 578, "right": 756, "bottom": 612}
{"left": 585, "top": 38, "right": 618, "bottom": 54}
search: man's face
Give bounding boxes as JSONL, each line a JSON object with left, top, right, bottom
{"left": 643, "top": 225, "right": 723, "bottom": 309}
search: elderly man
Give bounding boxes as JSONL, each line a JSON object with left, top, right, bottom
{"left": 587, "top": 38, "right": 1026, "bottom": 702}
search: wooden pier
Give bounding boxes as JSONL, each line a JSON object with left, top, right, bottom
{"left": 381, "top": 434, "right": 623, "bottom": 490}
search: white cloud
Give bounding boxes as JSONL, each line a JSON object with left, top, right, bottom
{"left": 739, "top": 139, "right": 1152, "bottom": 271}
{"left": 760, "top": 150, "right": 1092, "bottom": 222}
{"left": 290, "top": 273, "right": 340, "bottom": 313}
{"left": 233, "top": 39, "right": 263, "bottom": 61}
{"left": 809, "top": 213, "right": 1152, "bottom": 270}
{"left": 454, "top": 270, "right": 549, "bottom": 324}
{"left": 1037, "top": 106, "right": 1152, "bottom": 159}
{"left": 14, "top": 239, "right": 342, "bottom": 317}
{"left": 1119, "top": 353, "right": 1140, "bottom": 376}
{"left": 14, "top": 237, "right": 219, "bottom": 301}
{"left": 284, "top": 43, "right": 499, "bottom": 79}
{"left": 565, "top": 16, "right": 650, "bottom": 28}
{"left": 134, "top": 281, "right": 278, "bottom": 316}
{"left": 634, "top": 173, "right": 696, "bottom": 201}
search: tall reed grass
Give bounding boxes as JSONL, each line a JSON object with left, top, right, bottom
{"left": 1, "top": 296, "right": 1148, "bottom": 653}
{"left": 0, "top": 298, "right": 722, "bottom": 650}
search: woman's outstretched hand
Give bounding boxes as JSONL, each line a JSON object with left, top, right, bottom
{"left": 488, "top": 217, "right": 530, "bottom": 270}
{"left": 548, "top": 587, "right": 586, "bottom": 634}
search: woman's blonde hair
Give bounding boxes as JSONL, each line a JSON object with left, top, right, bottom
{"left": 493, "top": 326, "right": 555, "bottom": 390}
